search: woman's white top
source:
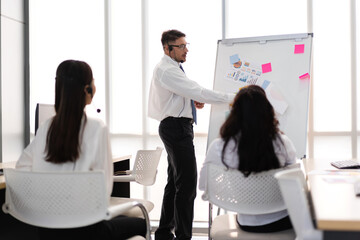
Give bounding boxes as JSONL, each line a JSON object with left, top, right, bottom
{"left": 199, "top": 134, "right": 297, "bottom": 226}
{"left": 16, "top": 116, "right": 114, "bottom": 197}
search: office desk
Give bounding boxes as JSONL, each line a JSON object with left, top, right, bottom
{"left": 304, "top": 158, "right": 360, "bottom": 239}
{"left": 0, "top": 161, "right": 16, "bottom": 189}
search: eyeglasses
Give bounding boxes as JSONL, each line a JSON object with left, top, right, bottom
{"left": 169, "top": 43, "right": 189, "bottom": 50}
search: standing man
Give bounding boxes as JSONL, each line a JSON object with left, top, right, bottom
{"left": 148, "top": 29, "right": 234, "bottom": 240}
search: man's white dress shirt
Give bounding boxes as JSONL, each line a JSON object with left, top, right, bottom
{"left": 148, "top": 55, "right": 235, "bottom": 121}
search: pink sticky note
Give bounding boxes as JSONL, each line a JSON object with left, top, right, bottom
{"left": 299, "top": 73, "right": 310, "bottom": 80}
{"left": 294, "top": 44, "right": 305, "bottom": 54}
{"left": 262, "top": 63, "right": 272, "bottom": 73}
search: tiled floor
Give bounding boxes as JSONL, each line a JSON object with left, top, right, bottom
{"left": 150, "top": 235, "right": 208, "bottom": 240}
{"left": 150, "top": 221, "right": 209, "bottom": 240}
{"left": 192, "top": 235, "right": 208, "bottom": 240}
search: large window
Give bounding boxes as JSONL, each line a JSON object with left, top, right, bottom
{"left": 29, "top": 0, "right": 105, "bottom": 134}
{"left": 29, "top": 0, "right": 360, "bottom": 224}
{"left": 227, "top": 0, "right": 307, "bottom": 38}
{"left": 110, "top": 0, "right": 142, "bottom": 135}
{"left": 309, "top": 0, "right": 357, "bottom": 160}
{"left": 312, "top": 0, "right": 351, "bottom": 132}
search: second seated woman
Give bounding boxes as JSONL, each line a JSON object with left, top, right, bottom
{"left": 199, "top": 84, "right": 296, "bottom": 233}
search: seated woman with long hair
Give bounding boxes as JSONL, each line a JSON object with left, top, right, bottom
{"left": 16, "top": 60, "right": 146, "bottom": 239}
{"left": 199, "top": 84, "right": 296, "bottom": 233}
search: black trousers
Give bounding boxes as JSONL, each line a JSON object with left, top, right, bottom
{"left": 156, "top": 117, "right": 197, "bottom": 240}
{"left": 37, "top": 215, "right": 146, "bottom": 240}
{"left": 238, "top": 215, "right": 293, "bottom": 233}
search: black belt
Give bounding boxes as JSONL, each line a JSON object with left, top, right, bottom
{"left": 162, "top": 117, "right": 194, "bottom": 124}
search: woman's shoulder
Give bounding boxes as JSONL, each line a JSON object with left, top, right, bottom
{"left": 277, "top": 133, "right": 294, "bottom": 146}
{"left": 209, "top": 138, "right": 238, "bottom": 155}
{"left": 208, "top": 138, "right": 226, "bottom": 151}
{"left": 210, "top": 137, "right": 224, "bottom": 145}
{"left": 86, "top": 117, "right": 107, "bottom": 132}
{"left": 209, "top": 137, "right": 238, "bottom": 150}
{"left": 275, "top": 132, "right": 297, "bottom": 164}
{"left": 87, "top": 116, "right": 105, "bottom": 125}
{"left": 208, "top": 137, "right": 239, "bottom": 169}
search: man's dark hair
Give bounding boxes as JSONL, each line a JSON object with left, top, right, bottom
{"left": 161, "top": 29, "right": 186, "bottom": 47}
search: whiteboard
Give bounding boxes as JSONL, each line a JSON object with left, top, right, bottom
{"left": 207, "top": 33, "right": 313, "bottom": 158}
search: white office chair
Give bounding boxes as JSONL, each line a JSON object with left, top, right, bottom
{"left": 275, "top": 168, "right": 323, "bottom": 240}
{"left": 202, "top": 163, "right": 297, "bottom": 240}
{"left": 114, "top": 147, "right": 163, "bottom": 186}
{"left": 2, "top": 168, "right": 152, "bottom": 240}
{"left": 35, "top": 103, "right": 55, "bottom": 134}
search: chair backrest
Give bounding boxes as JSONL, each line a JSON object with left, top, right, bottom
{"left": 35, "top": 103, "right": 55, "bottom": 135}
{"left": 202, "top": 163, "right": 299, "bottom": 215}
{"left": 275, "top": 168, "right": 323, "bottom": 240}
{"left": 2, "top": 169, "right": 108, "bottom": 229}
{"left": 133, "top": 147, "right": 163, "bottom": 186}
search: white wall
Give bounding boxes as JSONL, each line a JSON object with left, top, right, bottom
{"left": 1, "top": 0, "right": 25, "bottom": 162}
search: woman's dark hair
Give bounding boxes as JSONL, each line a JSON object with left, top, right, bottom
{"left": 161, "top": 29, "right": 186, "bottom": 47}
{"left": 220, "top": 85, "right": 281, "bottom": 177}
{"left": 45, "top": 60, "right": 93, "bottom": 163}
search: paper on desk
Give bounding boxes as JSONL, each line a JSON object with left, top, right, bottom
{"left": 308, "top": 170, "right": 360, "bottom": 175}
{"left": 322, "top": 176, "right": 359, "bottom": 184}
{"left": 308, "top": 170, "right": 360, "bottom": 184}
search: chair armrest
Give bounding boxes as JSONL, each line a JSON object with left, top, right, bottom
{"left": 114, "top": 170, "right": 132, "bottom": 176}
{"left": 107, "top": 201, "right": 151, "bottom": 240}
{"left": 112, "top": 155, "right": 132, "bottom": 163}
{"left": 127, "top": 236, "right": 146, "bottom": 240}
{"left": 110, "top": 197, "right": 154, "bottom": 217}
{"left": 106, "top": 201, "right": 139, "bottom": 219}
{"left": 286, "top": 162, "right": 301, "bottom": 169}
{"left": 2, "top": 203, "right": 9, "bottom": 214}
{"left": 113, "top": 175, "right": 136, "bottom": 182}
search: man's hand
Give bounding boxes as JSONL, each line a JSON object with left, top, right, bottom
{"left": 194, "top": 101, "right": 205, "bottom": 109}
